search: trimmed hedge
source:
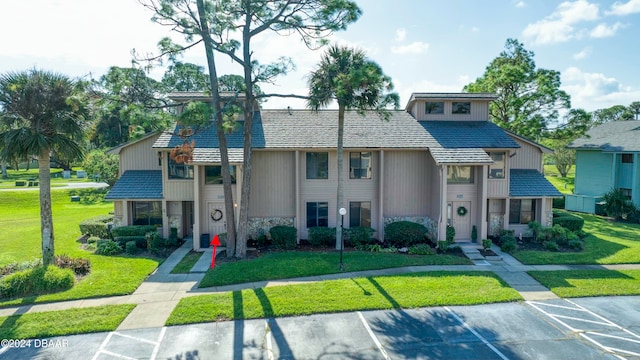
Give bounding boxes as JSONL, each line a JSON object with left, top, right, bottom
{"left": 344, "top": 226, "right": 376, "bottom": 247}
{"left": 308, "top": 227, "right": 335, "bottom": 247}
{"left": 553, "top": 213, "right": 584, "bottom": 232}
{"left": 270, "top": 225, "right": 297, "bottom": 250}
{"left": 96, "top": 239, "right": 122, "bottom": 255}
{"left": 79, "top": 214, "right": 114, "bottom": 239}
{"left": 384, "top": 221, "right": 429, "bottom": 247}
{"left": 114, "top": 235, "right": 147, "bottom": 249}
{"left": 0, "top": 266, "right": 75, "bottom": 299}
{"left": 111, "top": 225, "right": 158, "bottom": 237}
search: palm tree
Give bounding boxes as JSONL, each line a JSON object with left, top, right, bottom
{"left": 308, "top": 45, "right": 399, "bottom": 250}
{"left": 0, "top": 69, "right": 89, "bottom": 265}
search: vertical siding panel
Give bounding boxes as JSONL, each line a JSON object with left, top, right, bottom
{"left": 510, "top": 139, "right": 542, "bottom": 171}
{"left": 250, "top": 151, "right": 295, "bottom": 217}
{"left": 119, "top": 134, "right": 162, "bottom": 173}
{"left": 575, "top": 150, "right": 614, "bottom": 196}
{"left": 383, "top": 151, "right": 430, "bottom": 216}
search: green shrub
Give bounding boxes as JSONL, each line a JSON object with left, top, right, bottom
{"left": 79, "top": 214, "right": 114, "bottom": 239}
{"left": 601, "top": 188, "right": 635, "bottom": 220}
{"left": 15, "top": 181, "right": 26, "bottom": 187}
{"left": 125, "top": 241, "right": 138, "bottom": 255}
{"left": 527, "top": 221, "right": 543, "bottom": 241}
{"left": 87, "top": 236, "right": 100, "bottom": 244}
{"left": 111, "top": 225, "right": 158, "bottom": 237}
{"left": 576, "top": 230, "right": 588, "bottom": 239}
{"left": 308, "top": 227, "right": 336, "bottom": 247}
{"left": 539, "top": 225, "right": 569, "bottom": 246}
{"left": 270, "top": 226, "right": 297, "bottom": 250}
{"left": 568, "top": 239, "right": 584, "bottom": 250}
{"left": 471, "top": 225, "right": 478, "bottom": 242}
{"left": 544, "top": 240, "right": 560, "bottom": 252}
{"left": 553, "top": 213, "right": 585, "bottom": 232}
{"left": 437, "top": 240, "right": 449, "bottom": 252}
{"left": 146, "top": 232, "right": 164, "bottom": 250}
{"left": 408, "top": 243, "right": 435, "bottom": 255}
{"left": 482, "top": 239, "right": 492, "bottom": 250}
{"left": 114, "top": 235, "right": 147, "bottom": 249}
{"left": 446, "top": 226, "right": 456, "bottom": 244}
{"left": 0, "top": 266, "right": 75, "bottom": 299}
{"left": 500, "top": 237, "right": 517, "bottom": 253}
{"left": 553, "top": 197, "right": 565, "bottom": 209}
{"left": 384, "top": 221, "right": 429, "bottom": 247}
{"left": 54, "top": 255, "right": 91, "bottom": 276}
{"left": 0, "top": 259, "right": 42, "bottom": 277}
{"left": 96, "top": 240, "right": 122, "bottom": 255}
{"left": 344, "top": 227, "right": 376, "bottom": 247}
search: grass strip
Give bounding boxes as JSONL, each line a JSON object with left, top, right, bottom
{"left": 171, "top": 251, "right": 204, "bottom": 274}
{"left": 0, "top": 304, "right": 136, "bottom": 339}
{"left": 200, "top": 251, "right": 470, "bottom": 288}
{"left": 169, "top": 271, "right": 521, "bottom": 325}
{"left": 529, "top": 270, "right": 640, "bottom": 298}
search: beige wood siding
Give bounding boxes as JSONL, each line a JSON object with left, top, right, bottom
{"left": 383, "top": 150, "right": 430, "bottom": 216}
{"left": 510, "top": 138, "right": 543, "bottom": 171}
{"left": 412, "top": 100, "right": 490, "bottom": 121}
{"left": 487, "top": 178, "right": 509, "bottom": 197}
{"left": 250, "top": 151, "right": 295, "bottom": 217}
{"left": 119, "top": 134, "right": 162, "bottom": 174}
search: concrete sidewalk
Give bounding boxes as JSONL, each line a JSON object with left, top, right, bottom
{"left": 2, "top": 241, "right": 640, "bottom": 331}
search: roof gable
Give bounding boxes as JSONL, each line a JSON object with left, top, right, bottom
{"left": 419, "top": 121, "right": 520, "bottom": 149}
{"left": 105, "top": 170, "right": 163, "bottom": 200}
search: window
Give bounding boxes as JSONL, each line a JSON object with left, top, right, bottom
{"left": 452, "top": 102, "right": 471, "bottom": 114}
{"left": 132, "top": 201, "right": 162, "bottom": 226}
{"left": 350, "top": 152, "right": 372, "bottom": 179}
{"left": 622, "top": 154, "right": 634, "bottom": 163}
{"left": 425, "top": 102, "right": 444, "bottom": 114}
{"left": 306, "top": 202, "right": 328, "bottom": 227}
{"left": 349, "top": 201, "right": 371, "bottom": 227}
{"left": 306, "top": 152, "right": 328, "bottom": 179}
{"left": 205, "top": 165, "right": 237, "bottom": 184}
{"left": 488, "top": 152, "right": 505, "bottom": 179}
{"left": 620, "top": 188, "right": 632, "bottom": 200}
{"left": 168, "top": 157, "right": 193, "bottom": 179}
{"left": 509, "top": 199, "right": 536, "bottom": 224}
{"left": 447, "top": 166, "right": 474, "bottom": 184}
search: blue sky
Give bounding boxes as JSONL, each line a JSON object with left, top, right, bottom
{"left": 1, "top": 0, "right": 639, "bottom": 115}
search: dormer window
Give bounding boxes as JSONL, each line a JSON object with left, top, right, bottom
{"left": 452, "top": 102, "right": 471, "bottom": 114}
{"left": 425, "top": 102, "right": 444, "bottom": 114}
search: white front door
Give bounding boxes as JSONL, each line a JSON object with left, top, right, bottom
{"left": 207, "top": 202, "right": 227, "bottom": 236}
{"left": 452, "top": 201, "right": 471, "bottom": 240}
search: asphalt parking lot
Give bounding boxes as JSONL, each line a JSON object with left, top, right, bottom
{"left": 2, "top": 296, "right": 639, "bottom": 360}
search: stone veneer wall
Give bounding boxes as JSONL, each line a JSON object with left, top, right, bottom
{"left": 247, "top": 217, "right": 295, "bottom": 240}
{"left": 383, "top": 216, "right": 438, "bottom": 242}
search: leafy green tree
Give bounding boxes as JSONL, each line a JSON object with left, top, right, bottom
{"left": 308, "top": 44, "right": 399, "bottom": 249}
{"left": 464, "top": 38, "right": 571, "bottom": 140}
{"left": 82, "top": 150, "right": 119, "bottom": 186}
{"left": 0, "top": 69, "right": 90, "bottom": 265}
{"left": 161, "top": 61, "right": 210, "bottom": 91}
{"left": 141, "top": 0, "right": 361, "bottom": 258}
{"left": 592, "top": 104, "right": 634, "bottom": 125}
{"left": 629, "top": 101, "right": 640, "bottom": 120}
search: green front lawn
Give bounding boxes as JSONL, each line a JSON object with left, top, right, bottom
{"left": 199, "top": 250, "right": 471, "bottom": 287}
{"left": 0, "top": 168, "right": 91, "bottom": 189}
{"left": 0, "top": 304, "right": 136, "bottom": 339}
{"left": 171, "top": 251, "right": 203, "bottom": 274}
{"left": 0, "top": 190, "right": 160, "bottom": 307}
{"left": 168, "top": 271, "right": 521, "bottom": 325}
{"left": 529, "top": 270, "right": 640, "bottom": 297}
{"left": 512, "top": 213, "right": 640, "bottom": 265}
{"left": 544, "top": 164, "right": 575, "bottom": 195}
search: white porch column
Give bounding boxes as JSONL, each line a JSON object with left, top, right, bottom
{"left": 193, "top": 165, "right": 201, "bottom": 250}
{"left": 633, "top": 153, "right": 639, "bottom": 206}
{"left": 379, "top": 150, "right": 385, "bottom": 241}
{"left": 480, "top": 165, "right": 488, "bottom": 241}
{"left": 439, "top": 165, "right": 448, "bottom": 241}
{"left": 235, "top": 164, "right": 242, "bottom": 224}
{"left": 295, "top": 150, "right": 301, "bottom": 243}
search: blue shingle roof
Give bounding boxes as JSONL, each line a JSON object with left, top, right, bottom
{"left": 510, "top": 169, "right": 562, "bottom": 197}
{"left": 105, "top": 170, "right": 163, "bottom": 200}
{"left": 419, "top": 121, "right": 520, "bottom": 149}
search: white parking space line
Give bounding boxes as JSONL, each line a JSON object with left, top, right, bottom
{"left": 527, "top": 299, "right": 640, "bottom": 359}
{"left": 357, "top": 311, "right": 391, "bottom": 360}
{"left": 92, "top": 332, "right": 115, "bottom": 360}
{"left": 91, "top": 329, "right": 164, "bottom": 360}
{"left": 149, "top": 327, "right": 167, "bottom": 360}
{"left": 444, "top": 307, "right": 510, "bottom": 360}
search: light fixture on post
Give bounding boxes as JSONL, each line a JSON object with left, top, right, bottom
{"left": 338, "top": 207, "right": 347, "bottom": 272}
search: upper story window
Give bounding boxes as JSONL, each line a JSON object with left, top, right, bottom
{"left": 621, "top": 154, "right": 634, "bottom": 163}
{"left": 452, "top": 102, "right": 471, "bottom": 114}
{"left": 350, "top": 152, "right": 372, "bottom": 179}
{"left": 306, "top": 152, "right": 329, "bottom": 179}
{"left": 488, "top": 152, "right": 505, "bottom": 179}
{"left": 205, "top": 165, "right": 237, "bottom": 185}
{"left": 425, "top": 102, "right": 444, "bottom": 114}
{"left": 168, "top": 157, "right": 193, "bottom": 179}
{"left": 447, "top": 165, "right": 474, "bottom": 184}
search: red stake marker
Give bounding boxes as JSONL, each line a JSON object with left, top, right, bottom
{"left": 210, "top": 234, "right": 221, "bottom": 269}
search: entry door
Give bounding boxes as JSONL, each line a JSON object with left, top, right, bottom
{"left": 452, "top": 201, "right": 471, "bottom": 240}
{"left": 207, "top": 202, "right": 227, "bottom": 236}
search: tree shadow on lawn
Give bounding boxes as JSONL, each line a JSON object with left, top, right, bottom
{"left": 528, "top": 269, "right": 636, "bottom": 289}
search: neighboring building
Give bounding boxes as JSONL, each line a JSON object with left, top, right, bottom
{"left": 566, "top": 121, "right": 640, "bottom": 214}
{"left": 106, "top": 92, "right": 560, "bottom": 249}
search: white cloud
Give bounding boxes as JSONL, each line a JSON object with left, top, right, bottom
{"left": 515, "top": 1, "right": 527, "bottom": 8}
{"left": 590, "top": 22, "right": 625, "bottom": 38}
{"left": 561, "top": 67, "right": 640, "bottom": 110}
{"left": 572, "top": 47, "right": 592, "bottom": 60}
{"left": 522, "top": 0, "right": 599, "bottom": 45}
{"left": 471, "top": 26, "right": 480, "bottom": 33}
{"left": 391, "top": 41, "right": 430, "bottom": 55}
{"left": 395, "top": 28, "right": 407, "bottom": 42}
{"left": 607, "top": 0, "right": 640, "bottom": 15}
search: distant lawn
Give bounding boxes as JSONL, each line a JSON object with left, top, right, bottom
{"left": 0, "top": 190, "right": 160, "bottom": 307}
{"left": 0, "top": 304, "right": 135, "bottom": 339}
{"left": 529, "top": 270, "right": 640, "bottom": 297}
{"left": 512, "top": 212, "right": 640, "bottom": 265}
{"left": 199, "top": 250, "right": 471, "bottom": 287}
{"left": 171, "top": 251, "right": 203, "bottom": 274}
{"left": 0, "top": 168, "right": 91, "bottom": 189}
{"left": 544, "top": 164, "right": 574, "bottom": 194}
{"left": 168, "top": 272, "right": 521, "bottom": 325}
